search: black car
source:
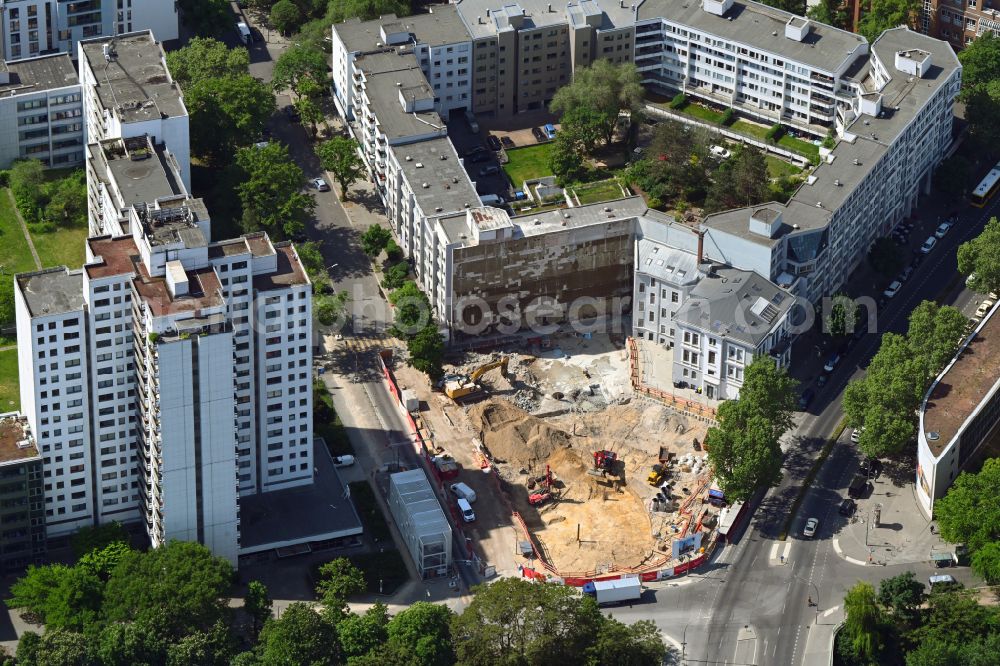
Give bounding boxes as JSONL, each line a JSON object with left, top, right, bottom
{"left": 859, "top": 458, "right": 883, "bottom": 479}
{"left": 467, "top": 150, "right": 491, "bottom": 163}
{"left": 839, "top": 498, "right": 857, "bottom": 516}
{"left": 501, "top": 136, "right": 515, "bottom": 149}
{"left": 848, "top": 475, "right": 872, "bottom": 499}
{"left": 798, "top": 388, "right": 815, "bottom": 410}
{"left": 532, "top": 126, "right": 547, "bottom": 142}
{"left": 486, "top": 134, "right": 502, "bottom": 151}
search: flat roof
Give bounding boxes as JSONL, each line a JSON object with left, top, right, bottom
{"left": 515, "top": 195, "right": 649, "bottom": 238}
{"left": 637, "top": 0, "right": 866, "bottom": 73}
{"left": 132, "top": 262, "right": 224, "bottom": 317}
{"left": 16, "top": 267, "right": 85, "bottom": 318}
{"left": 361, "top": 53, "right": 446, "bottom": 139}
{"left": 140, "top": 206, "right": 206, "bottom": 248}
{"left": 674, "top": 265, "right": 792, "bottom": 346}
{"left": 456, "top": 0, "right": 635, "bottom": 39}
{"left": 0, "top": 413, "right": 38, "bottom": 465}
{"left": 391, "top": 137, "right": 479, "bottom": 216}
{"left": 0, "top": 53, "right": 78, "bottom": 96}
{"left": 94, "top": 137, "right": 184, "bottom": 208}
{"left": 252, "top": 245, "right": 310, "bottom": 291}
{"left": 86, "top": 236, "right": 140, "bottom": 280}
{"left": 208, "top": 238, "right": 251, "bottom": 259}
{"left": 923, "top": 303, "right": 1000, "bottom": 456}
{"left": 79, "top": 31, "right": 186, "bottom": 121}
{"left": 335, "top": 6, "right": 471, "bottom": 52}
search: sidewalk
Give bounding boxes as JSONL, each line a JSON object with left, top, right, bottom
{"left": 801, "top": 605, "right": 844, "bottom": 666}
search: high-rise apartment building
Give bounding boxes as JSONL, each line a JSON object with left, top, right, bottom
{"left": 920, "top": 0, "right": 999, "bottom": 51}
{"left": 0, "top": 411, "right": 46, "bottom": 574}
{"left": 0, "top": 0, "right": 177, "bottom": 62}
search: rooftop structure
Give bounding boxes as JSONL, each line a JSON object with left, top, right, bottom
{"left": 0, "top": 413, "right": 38, "bottom": 466}
{"left": 455, "top": 0, "right": 635, "bottom": 39}
{"left": 0, "top": 53, "right": 78, "bottom": 97}
{"left": 335, "top": 6, "right": 470, "bottom": 51}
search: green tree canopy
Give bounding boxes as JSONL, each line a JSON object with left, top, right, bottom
{"left": 273, "top": 44, "right": 329, "bottom": 95}
{"left": 389, "top": 281, "right": 433, "bottom": 337}
{"left": 857, "top": 0, "right": 920, "bottom": 43}
{"left": 843, "top": 581, "right": 883, "bottom": 664}
{"left": 270, "top": 0, "right": 304, "bottom": 35}
{"left": 96, "top": 613, "right": 172, "bottom": 666}
{"left": 936, "top": 458, "right": 1000, "bottom": 554}
{"left": 958, "top": 32, "right": 1000, "bottom": 94}
{"left": 244, "top": 581, "right": 273, "bottom": 636}
{"left": 101, "top": 541, "right": 235, "bottom": 640}
{"left": 361, "top": 224, "right": 393, "bottom": 256}
{"left": 806, "top": 0, "right": 848, "bottom": 28}
{"left": 316, "top": 137, "right": 365, "bottom": 199}
{"left": 877, "top": 572, "right": 925, "bottom": 627}
{"left": 385, "top": 602, "right": 455, "bottom": 666}
{"left": 315, "top": 557, "right": 366, "bottom": 616}
{"left": 166, "top": 38, "right": 250, "bottom": 87}
{"left": 704, "top": 144, "right": 770, "bottom": 213}
{"left": 959, "top": 217, "right": 1000, "bottom": 295}
{"left": 258, "top": 602, "right": 338, "bottom": 666}
{"left": 6, "top": 564, "right": 102, "bottom": 631}
{"left": 408, "top": 325, "right": 445, "bottom": 380}
{"left": 550, "top": 60, "right": 643, "bottom": 146}
{"left": 187, "top": 74, "right": 276, "bottom": 162}
{"left": 548, "top": 130, "right": 588, "bottom": 184}
{"left": 77, "top": 541, "right": 133, "bottom": 581}
{"left": 165, "top": 621, "right": 234, "bottom": 666}
{"left": 705, "top": 356, "right": 797, "bottom": 502}
{"left": 338, "top": 602, "right": 390, "bottom": 660}
{"left": 235, "top": 142, "right": 315, "bottom": 238}
{"left": 177, "top": 0, "right": 233, "bottom": 38}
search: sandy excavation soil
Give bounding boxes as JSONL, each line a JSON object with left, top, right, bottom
{"left": 466, "top": 400, "right": 706, "bottom": 574}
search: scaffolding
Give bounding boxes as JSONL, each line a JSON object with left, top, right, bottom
{"left": 387, "top": 469, "right": 452, "bottom": 578}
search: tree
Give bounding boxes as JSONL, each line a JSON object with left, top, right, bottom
{"left": 704, "top": 357, "right": 797, "bottom": 502}
{"left": 244, "top": 581, "right": 273, "bottom": 636}
{"left": 959, "top": 217, "right": 1000, "bottom": 294}
{"left": 624, "top": 120, "right": 713, "bottom": 207}
{"left": 338, "top": 602, "right": 390, "bottom": 660}
{"left": 315, "top": 557, "right": 366, "bottom": 614}
{"left": 958, "top": 32, "right": 1000, "bottom": 92}
{"left": 186, "top": 75, "right": 276, "bottom": 161}
{"left": 971, "top": 542, "right": 1000, "bottom": 585}
{"left": 329, "top": 0, "right": 411, "bottom": 22}
{"left": 77, "top": 541, "right": 133, "bottom": 580}
{"left": 385, "top": 601, "right": 455, "bottom": 666}
{"left": 843, "top": 582, "right": 883, "bottom": 663}
{"left": 15, "top": 632, "right": 41, "bottom": 665}
{"left": 315, "top": 290, "right": 349, "bottom": 327}
{"left": 43, "top": 170, "right": 86, "bottom": 226}
{"left": 759, "top": 0, "right": 806, "bottom": 14}
{"left": 166, "top": 38, "right": 250, "bottom": 87}
{"left": 587, "top": 618, "right": 666, "bottom": 666}
{"left": 295, "top": 95, "right": 325, "bottom": 136}
{"left": 9, "top": 159, "right": 44, "bottom": 213}
{"left": 549, "top": 131, "right": 587, "bottom": 184}
{"left": 360, "top": 224, "right": 393, "bottom": 257}
{"left": 908, "top": 588, "right": 1000, "bottom": 649}
{"left": 177, "top": 0, "right": 232, "bottom": 38}
{"left": 165, "top": 621, "right": 234, "bottom": 666}
{"left": 857, "top": 0, "right": 920, "bottom": 42}
{"left": 878, "top": 572, "right": 925, "bottom": 627}
{"left": 934, "top": 154, "right": 973, "bottom": 199}
{"left": 408, "top": 325, "right": 445, "bottom": 381}
{"left": 0, "top": 283, "right": 15, "bottom": 328}
{"left": 936, "top": 459, "right": 1000, "bottom": 553}
{"left": 6, "top": 564, "right": 102, "bottom": 631}
{"left": 826, "top": 293, "right": 860, "bottom": 338}
{"left": 868, "top": 237, "right": 904, "bottom": 277}
{"left": 101, "top": 541, "right": 235, "bottom": 640}
{"left": 316, "top": 137, "right": 365, "bottom": 199}
{"left": 964, "top": 82, "right": 1000, "bottom": 150}
{"left": 23, "top": 629, "right": 91, "bottom": 666}
{"left": 704, "top": 144, "right": 770, "bottom": 213}
{"left": 295, "top": 241, "right": 326, "bottom": 282}
{"left": 389, "top": 281, "right": 433, "bottom": 337}
{"left": 559, "top": 105, "right": 612, "bottom": 153}
{"left": 905, "top": 301, "right": 968, "bottom": 373}
{"left": 273, "top": 44, "right": 328, "bottom": 96}
{"left": 550, "top": 60, "right": 643, "bottom": 146}
{"left": 270, "top": 0, "right": 303, "bottom": 35}
{"left": 807, "top": 0, "right": 848, "bottom": 28}
{"left": 382, "top": 261, "right": 410, "bottom": 291}
{"left": 235, "top": 142, "right": 315, "bottom": 238}
{"left": 96, "top": 614, "right": 172, "bottom": 666}
{"left": 258, "top": 602, "right": 338, "bottom": 666}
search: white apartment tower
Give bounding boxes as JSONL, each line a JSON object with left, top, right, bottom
{"left": 0, "top": 0, "right": 177, "bottom": 63}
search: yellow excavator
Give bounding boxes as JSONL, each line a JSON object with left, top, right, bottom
{"left": 444, "top": 357, "right": 509, "bottom": 401}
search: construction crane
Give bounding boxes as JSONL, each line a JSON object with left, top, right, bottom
{"left": 444, "top": 357, "right": 510, "bottom": 401}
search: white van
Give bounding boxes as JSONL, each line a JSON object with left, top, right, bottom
{"left": 479, "top": 194, "right": 504, "bottom": 207}
{"left": 450, "top": 482, "right": 477, "bottom": 503}
{"left": 457, "top": 497, "right": 476, "bottom": 522}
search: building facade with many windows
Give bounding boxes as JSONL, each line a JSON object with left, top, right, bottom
{"left": 0, "top": 411, "right": 46, "bottom": 575}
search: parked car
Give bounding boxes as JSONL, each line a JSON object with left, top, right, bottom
{"left": 710, "top": 145, "right": 731, "bottom": 159}
{"left": 803, "top": 517, "right": 819, "bottom": 538}
{"left": 467, "top": 150, "right": 492, "bottom": 163}
{"left": 532, "top": 126, "right": 548, "bottom": 142}
{"left": 920, "top": 236, "right": 938, "bottom": 254}
{"left": 935, "top": 221, "right": 952, "bottom": 239}
{"left": 332, "top": 455, "right": 355, "bottom": 467}
{"left": 839, "top": 498, "right": 857, "bottom": 517}
{"left": 817, "top": 374, "right": 828, "bottom": 388}
{"left": 486, "top": 134, "right": 502, "bottom": 151}
{"left": 311, "top": 177, "right": 330, "bottom": 192}
{"left": 798, "top": 388, "right": 815, "bottom": 410}
{"left": 457, "top": 497, "right": 476, "bottom": 522}
{"left": 850, "top": 426, "right": 865, "bottom": 443}
{"left": 976, "top": 300, "right": 995, "bottom": 318}
{"left": 848, "top": 474, "right": 872, "bottom": 498}
{"left": 883, "top": 280, "right": 902, "bottom": 299}
{"left": 500, "top": 136, "right": 515, "bottom": 149}
{"left": 544, "top": 123, "right": 557, "bottom": 140}
{"left": 898, "top": 265, "right": 915, "bottom": 282}
{"left": 478, "top": 165, "right": 500, "bottom": 177}
{"left": 823, "top": 353, "right": 841, "bottom": 373}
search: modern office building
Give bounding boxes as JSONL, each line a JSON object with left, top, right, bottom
{"left": 917, "top": 301, "right": 1000, "bottom": 517}
{"left": 0, "top": 52, "right": 83, "bottom": 169}
{"left": 0, "top": 411, "right": 46, "bottom": 574}
{"left": 0, "top": 0, "right": 177, "bottom": 62}
{"left": 78, "top": 31, "right": 190, "bottom": 191}
{"left": 921, "top": 0, "right": 1000, "bottom": 51}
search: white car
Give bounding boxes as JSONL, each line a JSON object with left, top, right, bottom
{"left": 332, "top": 455, "right": 355, "bottom": 467}
{"left": 976, "top": 300, "right": 995, "bottom": 319}
{"left": 311, "top": 177, "right": 330, "bottom": 192}
{"left": 850, "top": 427, "right": 864, "bottom": 443}
{"left": 920, "top": 236, "right": 938, "bottom": 254}
{"left": 883, "top": 280, "right": 902, "bottom": 299}
{"left": 710, "top": 145, "right": 731, "bottom": 159}
{"left": 803, "top": 517, "right": 819, "bottom": 538}
{"left": 935, "top": 222, "right": 952, "bottom": 239}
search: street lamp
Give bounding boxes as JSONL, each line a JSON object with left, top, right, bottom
{"left": 790, "top": 573, "right": 821, "bottom": 621}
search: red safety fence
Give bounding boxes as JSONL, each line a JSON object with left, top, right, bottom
{"left": 627, "top": 337, "right": 717, "bottom": 420}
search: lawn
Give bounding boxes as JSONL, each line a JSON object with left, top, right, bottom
{"left": 0, "top": 348, "right": 20, "bottom": 412}
{"left": 29, "top": 220, "right": 88, "bottom": 269}
{"left": 679, "top": 102, "right": 727, "bottom": 124}
{"left": 503, "top": 143, "right": 556, "bottom": 186}
{"left": 349, "top": 481, "right": 391, "bottom": 543}
{"left": 0, "top": 190, "right": 39, "bottom": 276}
{"left": 730, "top": 119, "right": 770, "bottom": 141}
{"left": 572, "top": 178, "right": 629, "bottom": 205}
{"left": 765, "top": 156, "right": 803, "bottom": 179}
{"left": 779, "top": 134, "right": 820, "bottom": 162}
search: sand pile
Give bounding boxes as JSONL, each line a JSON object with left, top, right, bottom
{"left": 468, "top": 400, "right": 572, "bottom": 469}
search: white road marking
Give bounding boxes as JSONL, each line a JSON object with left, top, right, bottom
{"left": 832, "top": 537, "right": 869, "bottom": 566}
{"left": 822, "top": 604, "right": 841, "bottom": 619}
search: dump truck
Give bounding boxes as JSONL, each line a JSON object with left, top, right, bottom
{"left": 582, "top": 577, "right": 642, "bottom": 605}
{"left": 444, "top": 357, "right": 509, "bottom": 401}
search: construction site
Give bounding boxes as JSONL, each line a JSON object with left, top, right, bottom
{"left": 394, "top": 331, "right": 728, "bottom": 579}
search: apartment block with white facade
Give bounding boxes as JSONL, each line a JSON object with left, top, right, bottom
{"left": 0, "top": 0, "right": 177, "bottom": 62}
{"left": 78, "top": 31, "right": 190, "bottom": 190}
{"left": 0, "top": 52, "right": 82, "bottom": 169}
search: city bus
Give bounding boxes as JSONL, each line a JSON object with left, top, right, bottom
{"left": 971, "top": 161, "right": 1000, "bottom": 207}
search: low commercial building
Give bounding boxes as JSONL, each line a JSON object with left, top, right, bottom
{"left": 0, "top": 0, "right": 178, "bottom": 62}
{"left": 0, "top": 52, "right": 83, "bottom": 169}
{"left": 387, "top": 469, "right": 452, "bottom": 578}
{"left": 0, "top": 411, "right": 46, "bottom": 574}
{"left": 917, "top": 302, "right": 1000, "bottom": 517}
